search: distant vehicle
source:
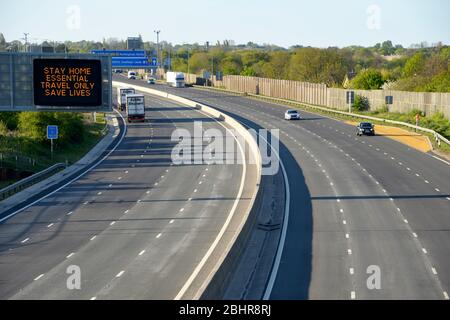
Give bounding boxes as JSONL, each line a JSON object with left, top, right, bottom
{"left": 166, "top": 71, "right": 185, "bottom": 88}
{"left": 126, "top": 94, "right": 146, "bottom": 123}
{"left": 117, "top": 87, "right": 135, "bottom": 111}
{"left": 113, "top": 69, "right": 123, "bottom": 73}
{"left": 284, "top": 109, "right": 301, "bottom": 120}
{"left": 356, "top": 122, "right": 375, "bottom": 136}
{"left": 128, "top": 71, "right": 137, "bottom": 80}
{"left": 147, "top": 78, "right": 156, "bottom": 85}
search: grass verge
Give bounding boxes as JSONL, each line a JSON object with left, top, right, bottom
{"left": 0, "top": 113, "right": 107, "bottom": 189}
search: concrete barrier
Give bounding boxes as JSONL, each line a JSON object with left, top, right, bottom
{"left": 113, "top": 81, "right": 263, "bottom": 299}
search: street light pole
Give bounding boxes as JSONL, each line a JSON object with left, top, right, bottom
{"left": 187, "top": 48, "right": 190, "bottom": 76}
{"left": 154, "top": 30, "right": 161, "bottom": 77}
{"left": 22, "top": 33, "right": 30, "bottom": 52}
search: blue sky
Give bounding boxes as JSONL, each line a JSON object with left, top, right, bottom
{"left": 1, "top": 0, "right": 449, "bottom": 48}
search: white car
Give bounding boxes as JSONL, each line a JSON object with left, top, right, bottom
{"left": 285, "top": 109, "right": 301, "bottom": 120}
{"left": 127, "top": 71, "right": 137, "bottom": 80}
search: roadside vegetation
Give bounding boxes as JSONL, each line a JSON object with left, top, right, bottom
{"left": 2, "top": 33, "right": 448, "bottom": 93}
{"left": 0, "top": 112, "right": 107, "bottom": 187}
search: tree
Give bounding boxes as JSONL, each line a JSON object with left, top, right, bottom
{"left": 351, "top": 68, "right": 385, "bottom": 89}
{"left": 220, "top": 54, "right": 243, "bottom": 75}
{"left": 18, "top": 112, "right": 56, "bottom": 143}
{"left": 261, "top": 51, "right": 290, "bottom": 79}
{"left": 403, "top": 52, "right": 425, "bottom": 77}
{"left": 188, "top": 52, "right": 210, "bottom": 74}
{"left": 0, "top": 33, "right": 6, "bottom": 51}
{"left": 241, "top": 66, "right": 256, "bottom": 76}
{"left": 380, "top": 40, "right": 395, "bottom": 55}
{"left": 18, "top": 112, "right": 85, "bottom": 145}
{"left": 54, "top": 113, "right": 85, "bottom": 145}
{"left": 288, "top": 48, "right": 348, "bottom": 85}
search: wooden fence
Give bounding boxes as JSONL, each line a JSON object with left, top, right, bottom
{"left": 213, "top": 75, "right": 450, "bottom": 119}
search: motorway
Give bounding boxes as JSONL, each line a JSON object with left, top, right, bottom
{"left": 0, "top": 90, "right": 255, "bottom": 299}
{"left": 116, "top": 76, "right": 450, "bottom": 300}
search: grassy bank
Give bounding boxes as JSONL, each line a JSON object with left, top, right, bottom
{"left": 0, "top": 113, "right": 107, "bottom": 188}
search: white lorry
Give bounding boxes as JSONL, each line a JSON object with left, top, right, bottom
{"left": 117, "top": 87, "right": 136, "bottom": 111}
{"left": 126, "top": 94, "right": 146, "bottom": 123}
{"left": 166, "top": 72, "right": 185, "bottom": 88}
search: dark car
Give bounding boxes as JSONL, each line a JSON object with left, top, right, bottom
{"left": 356, "top": 122, "right": 375, "bottom": 136}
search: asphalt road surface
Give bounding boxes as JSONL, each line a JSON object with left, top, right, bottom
{"left": 0, "top": 90, "right": 250, "bottom": 300}
{"left": 121, "top": 77, "right": 449, "bottom": 300}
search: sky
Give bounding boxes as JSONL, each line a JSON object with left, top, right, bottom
{"left": 0, "top": 0, "right": 449, "bottom": 48}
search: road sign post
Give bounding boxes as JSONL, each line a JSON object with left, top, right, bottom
{"left": 47, "top": 125, "right": 58, "bottom": 160}
{"left": 346, "top": 91, "right": 355, "bottom": 113}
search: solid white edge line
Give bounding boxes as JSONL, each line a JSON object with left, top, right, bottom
{"left": 174, "top": 107, "right": 249, "bottom": 301}
{"left": 430, "top": 154, "right": 450, "bottom": 166}
{"left": 262, "top": 139, "right": 290, "bottom": 300}
{"left": 0, "top": 110, "right": 127, "bottom": 223}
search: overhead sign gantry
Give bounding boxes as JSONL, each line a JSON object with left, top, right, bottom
{"left": 33, "top": 59, "right": 103, "bottom": 107}
{"left": 0, "top": 53, "right": 112, "bottom": 112}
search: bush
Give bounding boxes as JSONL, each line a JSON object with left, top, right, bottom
{"left": 420, "top": 112, "right": 450, "bottom": 139}
{"left": 353, "top": 95, "right": 370, "bottom": 111}
{"left": 18, "top": 112, "right": 86, "bottom": 146}
{"left": 18, "top": 112, "right": 56, "bottom": 143}
{"left": 55, "top": 113, "right": 85, "bottom": 145}
{"left": 351, "top": 68, "right": 385, "bottom": 90}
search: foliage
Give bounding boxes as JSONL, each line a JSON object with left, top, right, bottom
{"left": 0, "top": 112, "right": 19, "bottom": 130}
{"left": 18, "top": 112, "right": 85, "bottom": 146}
{"left": 351, "top": 68, "right": 385, "bottom": 89}
{"left": 287, "top": 48, "right": 348, "bottom": 86}
{"left": 353, "top": 95, "right": 370, "bottom": 111}
{"left": 3, "top": 36, "right": 448, "bottom": 93}
{"left": 0, "top": 120, "right": 8, "bottom": 136}
{"left": 403, "top": 52, "right": 425, "bottom": 78}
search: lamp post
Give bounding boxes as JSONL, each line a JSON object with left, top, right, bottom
{"left": 154, "top": 30, "right": 161, "bottom": 77}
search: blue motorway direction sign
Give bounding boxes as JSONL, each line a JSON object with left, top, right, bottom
{"left": 47, "top": 125, "right": 58, "bottom": 140}
{"left": 91, "top": 50, "right": 146, "bottom": 57}
{"left": 112, "top": 57, "right": 151, "bottom": 68}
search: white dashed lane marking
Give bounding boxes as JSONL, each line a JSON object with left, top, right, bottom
{"left": 116, "top": 271, "right": 125, "bottom": 278}
{"left": 34, "top": 274, "right": 44, "bottom": 281}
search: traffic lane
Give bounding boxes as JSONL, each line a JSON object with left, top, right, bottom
{"left": 149, "top": 81, "right": 449, "bottom": 183}
{"left": 166, "top": 99, "right": 316, "bottom": 299}
{"left": 295, "top": 131, "right": 443, "bottom": 299}
{"left": 0, "top": 95, "right": 163, "bottom": 250}
{"left": 8, "top": 93, "right": 246, "bottom": 299}
{"left": 206, "top": 90, "right": 450, "bottom": 191}
{"left": 0, "top": 98, "right": 170, "bottom": 298}
{"left": 0, "top": 95, "right": 177, "bottom": 298}
{"left": 209, "top": 101, "right": 442, "bottom": 299}
{"left": 150, "top": 87, "right": 448, "bottom": 299}
{"left": 293, "top": 119, "right": 450, "bottom": 295}
{"left": 11, "top": 158, "right": 244, "bottom": 299}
